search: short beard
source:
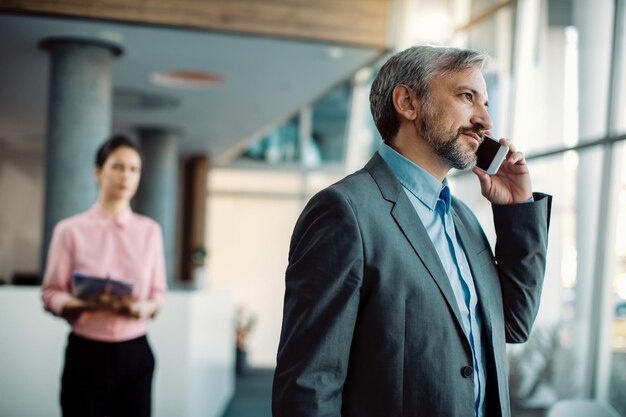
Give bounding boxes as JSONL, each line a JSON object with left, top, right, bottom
{"left": 419, "top": 101, "right": 478, "bottom": 171}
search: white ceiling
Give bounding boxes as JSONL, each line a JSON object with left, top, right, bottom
{"left": 0, "top": 12, "right": 385, "bottom": 163}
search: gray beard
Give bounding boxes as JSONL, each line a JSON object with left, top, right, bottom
{"left": 426, "top": 131, "right": 476, "bottom": 170}
{"left": 419, "top": 104, "right": 477, "bottom": 171}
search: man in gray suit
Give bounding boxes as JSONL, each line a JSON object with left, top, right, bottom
{"left": 272, "top": 45, "right": 551, "bottom": 417}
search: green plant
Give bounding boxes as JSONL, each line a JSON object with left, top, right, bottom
{"left": 190, "top": 246, "right": 207, "bottom": 266}
{"left": 236, "top": 307, "right": 257, "bottom": 350}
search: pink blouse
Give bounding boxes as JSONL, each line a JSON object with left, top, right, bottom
{"left": 42, "top": 203, "right": 167, "bottom": 342}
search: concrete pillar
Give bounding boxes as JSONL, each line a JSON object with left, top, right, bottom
{"left": 39, "top": 37, "right": 122, "bottom": 275}
{"left": 133, "top": 127, "right": 180, "bottom": 283}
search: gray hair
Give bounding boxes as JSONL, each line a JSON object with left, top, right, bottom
{"left": 369, "top": 45, "right": 488, "bottom": 141}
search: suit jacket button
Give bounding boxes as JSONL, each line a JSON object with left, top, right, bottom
{"left": 461, "top": 366, "right": 473, "bottom": 378}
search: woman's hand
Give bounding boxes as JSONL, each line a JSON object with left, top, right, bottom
{"left": 60, "top": 297, "right": 90, "bottom": 323}
{"left": 62, "top": 293, "right": 159, "bottom": 321}
{"left": 122, "top": 300, "right": 160, "bottom": 319}
{"left": 61, "top": 293, "right": 136, "bottom": 323}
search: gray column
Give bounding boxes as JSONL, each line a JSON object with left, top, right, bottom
{"left": 39, "top": 37, "right": 122, "bottom": 275}
{"left": 133, "top": 127, "right": 180, "bottom": 283}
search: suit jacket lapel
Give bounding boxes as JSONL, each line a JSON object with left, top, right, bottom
{"left": 365, "top": 154, "right": 466, "bottom": 332}
{"left": 451, "top": 207, "right": 495, "bottom": 344}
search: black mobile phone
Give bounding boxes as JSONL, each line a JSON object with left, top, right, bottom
{"left": 475, "top": 136, "right": 509, "bottom": 175}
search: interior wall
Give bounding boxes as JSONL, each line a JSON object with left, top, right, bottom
{"left": 206, "top": 167, "right": 344, "bottom": 368}
{"left": 0, "top": 149, "right": 44, "bottom": 282}
{"left": 207, "top": 190, "right": 301, "bottom": 367}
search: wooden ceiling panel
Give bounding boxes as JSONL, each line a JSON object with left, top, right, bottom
{"left": 0, "top": 0, "right": 392, "bottom": 48}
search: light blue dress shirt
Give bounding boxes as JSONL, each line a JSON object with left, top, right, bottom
{"left": 379, "top": 143, "right": 486, "bottom": 417}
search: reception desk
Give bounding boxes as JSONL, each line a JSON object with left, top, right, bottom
{"left": 0, "top": 286, "right": 235, "bottom": 417}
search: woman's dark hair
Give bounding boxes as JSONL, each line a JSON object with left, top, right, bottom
{"left": 95, "top": 134, "right": 143, "bottom": 168}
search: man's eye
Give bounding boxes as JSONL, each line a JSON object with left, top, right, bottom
{"left": 463, "top": 93, "right": 473, "bottom": 102}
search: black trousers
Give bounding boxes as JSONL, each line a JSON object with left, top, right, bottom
{"left": 61, "top": 333, "right": 155, "bottom": 417}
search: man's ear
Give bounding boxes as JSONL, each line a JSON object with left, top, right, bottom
{"left": 392, "top": 84, "right": 420, "bottom": 121}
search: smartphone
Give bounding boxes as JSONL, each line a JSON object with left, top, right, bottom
{"left": 475, "top": 136, "right": 509, "bottom": 175}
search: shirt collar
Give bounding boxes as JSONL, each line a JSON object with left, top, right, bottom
{"left": 378, "top": 142, "right": 450, "bottom": 213}
{"left": 88, "top": 202, "right": 133, "bottom": 228}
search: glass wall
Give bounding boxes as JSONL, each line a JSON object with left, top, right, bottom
{"left": 608, "top": 0, "right": 626, "bottom": 411}
{"left": 238, "top": 117, "right": 302, "bottom": 165}
{"left": 610, "top": 143, "right": 626, "bottom": 415}
{"left": 234, "top": 81, "right": 352, "bottom": 168}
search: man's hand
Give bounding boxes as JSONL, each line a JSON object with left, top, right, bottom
{"left": 472, "top": 138, "right": 532, "bottom": 205}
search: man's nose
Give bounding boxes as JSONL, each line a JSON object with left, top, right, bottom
{"left": 470, "top": 105, "right": 492, "bottom": 131}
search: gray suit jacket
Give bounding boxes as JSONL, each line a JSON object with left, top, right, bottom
{"left": 273, "top": 153, "right": 552, "bottom": 417}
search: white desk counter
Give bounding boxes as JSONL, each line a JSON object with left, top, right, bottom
{"left": 0, "top": 286, "right": 235, "bottom": 417}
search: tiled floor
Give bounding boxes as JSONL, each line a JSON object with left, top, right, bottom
{"left": 222, "top": 368, "right": 274, "bottom": 417}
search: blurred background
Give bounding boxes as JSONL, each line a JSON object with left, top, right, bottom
{"left": 0, "top": 0, "right": 625, "bottom": 416}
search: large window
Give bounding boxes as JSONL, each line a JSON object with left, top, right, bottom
{"left": 448, "top": 0, "right": 626, "bottom": 416}
{"left": 610, "top": 143, "right": 626, "bottom": 415}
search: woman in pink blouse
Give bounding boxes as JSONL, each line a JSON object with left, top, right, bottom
{"left": 42, "top": 135, "right": 167, "bottom": 417}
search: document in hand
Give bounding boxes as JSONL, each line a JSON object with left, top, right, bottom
{"left": 72, "top": 273, "right": 134, "bottom": 300}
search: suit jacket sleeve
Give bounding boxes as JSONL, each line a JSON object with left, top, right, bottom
{"left": 492, "top": 192, "right": 552, "bottom": 343}
{"left": 272, "top": 187, "right": 363, "bottom": 417}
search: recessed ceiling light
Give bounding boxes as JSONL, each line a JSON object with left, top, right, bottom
{"left": 97, "top": 30, "right": 125, "bottom": 45}
{"left": 151, "top": 70, "right": 224, "bottom": 89}
{"left": 327, "top": 47, "right": 344, "bottom": 59}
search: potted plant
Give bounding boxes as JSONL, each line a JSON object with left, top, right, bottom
{"left": 235, "top": 307, "right": 257, "bottom": 374}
